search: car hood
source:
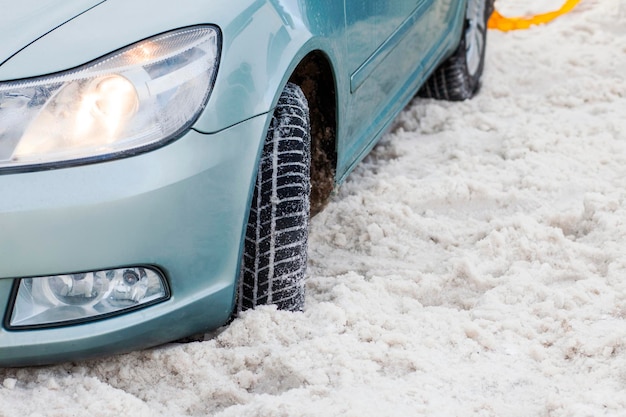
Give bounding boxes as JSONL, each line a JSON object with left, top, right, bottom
{"left": 0, "top": 0, "right": 105, "bottom": 67}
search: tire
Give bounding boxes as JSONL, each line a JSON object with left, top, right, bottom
{"left": 236, "top": 83, "right": 311, "bottom": 313}
{"left": 418, "top": 0, "right": 494, "bottom": 101}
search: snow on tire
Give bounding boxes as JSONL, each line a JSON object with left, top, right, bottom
{"left": 237, "top": 83, "right": 311, "bottom": 313}
{"left": 419, "top": 0, "right": 494, "bottom": 101}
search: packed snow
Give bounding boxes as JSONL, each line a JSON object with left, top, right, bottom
{"left": 1, "top": 0, "right": 625, "bottom": 415}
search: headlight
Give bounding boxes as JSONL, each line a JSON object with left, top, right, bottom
{"left": 8, "top": 267, "right": 169, "bottom": 328}
{"left": 0, "top": 26, "right": 220, "bottom": 170}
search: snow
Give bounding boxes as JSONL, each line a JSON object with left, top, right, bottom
{"left": 1, "top": 0, "right": 625, "bottom": 415}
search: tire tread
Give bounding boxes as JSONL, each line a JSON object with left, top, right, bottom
{"left": 237, "top": 83, "right": 311, "bottom": 313}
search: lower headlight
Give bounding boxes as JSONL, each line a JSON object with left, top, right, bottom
{"left": 8, "top": 267, "right": 169, "bottom": 328}
{"left": 0, "top": 25, "right": 220, "bottom": 170}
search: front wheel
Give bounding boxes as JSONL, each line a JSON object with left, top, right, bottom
{"left": 236, "top": 83, "right": 311, "bottom": 313}
{"left": 419, "top": 0, "right": 495, "bottom": 101}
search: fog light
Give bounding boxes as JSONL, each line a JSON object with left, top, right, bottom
{"left": 9, "top": 267, "right": 168, "bottom": 328}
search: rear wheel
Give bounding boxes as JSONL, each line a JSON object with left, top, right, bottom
{"left": 419, "top": 0, "right": 494, "bottom": 100}
{"left": 236, "top": 83, "right": 311, "bottom": 313}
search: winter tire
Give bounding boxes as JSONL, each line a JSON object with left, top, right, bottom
{"left": 237, "top": 83, "right": 311, "bottom": 313}
{"left": 418, "top": 0, "right": 494, "bottom": 101}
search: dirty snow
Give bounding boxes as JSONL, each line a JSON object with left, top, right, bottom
{"left": 2, "top": 0, "right": 626, "bottom": 416}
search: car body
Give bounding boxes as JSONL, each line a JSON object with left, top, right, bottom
{"left": 0, "top": 0, "right": 487, "bottom": 366}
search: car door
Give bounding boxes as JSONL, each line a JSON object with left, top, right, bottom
{"left": 339, "top": 0, "right": 457, "bottom": 177}
{"left": 344, "top": 1, "right": 421, "bottom": 91}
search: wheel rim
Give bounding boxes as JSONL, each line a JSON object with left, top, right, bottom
{"left": 465, "top": 0, "right": 486, "bottom": 76}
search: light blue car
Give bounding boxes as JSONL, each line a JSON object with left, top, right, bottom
{"left": 0, "top": 0, "right": 493, "bottom": 366}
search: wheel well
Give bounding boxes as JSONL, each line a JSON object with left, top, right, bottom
{"left": 289, "top": 52, "right": 337, "bottom": 216}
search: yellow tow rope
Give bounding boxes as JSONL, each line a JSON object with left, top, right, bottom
{"left": 488, "top": 0, "right": 581, "bottom": 31}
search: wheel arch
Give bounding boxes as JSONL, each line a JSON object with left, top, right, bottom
{"left": 288, "top": 51, "right": 338, "bottom": 216}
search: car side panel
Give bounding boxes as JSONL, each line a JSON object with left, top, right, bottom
{"left": 338, "top": 0, "right": 465, "bottom": 180}
{"left": 345, "top": 0, "right": 424, "bottom": 92}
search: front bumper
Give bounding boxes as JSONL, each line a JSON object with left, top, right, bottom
{"left": 0, "top": 114, "right": 268, "bottom": 367}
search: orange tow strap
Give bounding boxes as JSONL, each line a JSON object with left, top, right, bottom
{"left": 488, "top": 0, "right": 581, "bottom": 31}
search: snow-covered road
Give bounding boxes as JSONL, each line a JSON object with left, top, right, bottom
{"left": 2, "top": 1, "right": 625, "bottom": 416}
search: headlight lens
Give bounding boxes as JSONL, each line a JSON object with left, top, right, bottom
{"left": 0, "top": 26, "right": 219, "bottom": 170}
{"left": 9, "top": 267, "right": 169, "bottom": 328}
